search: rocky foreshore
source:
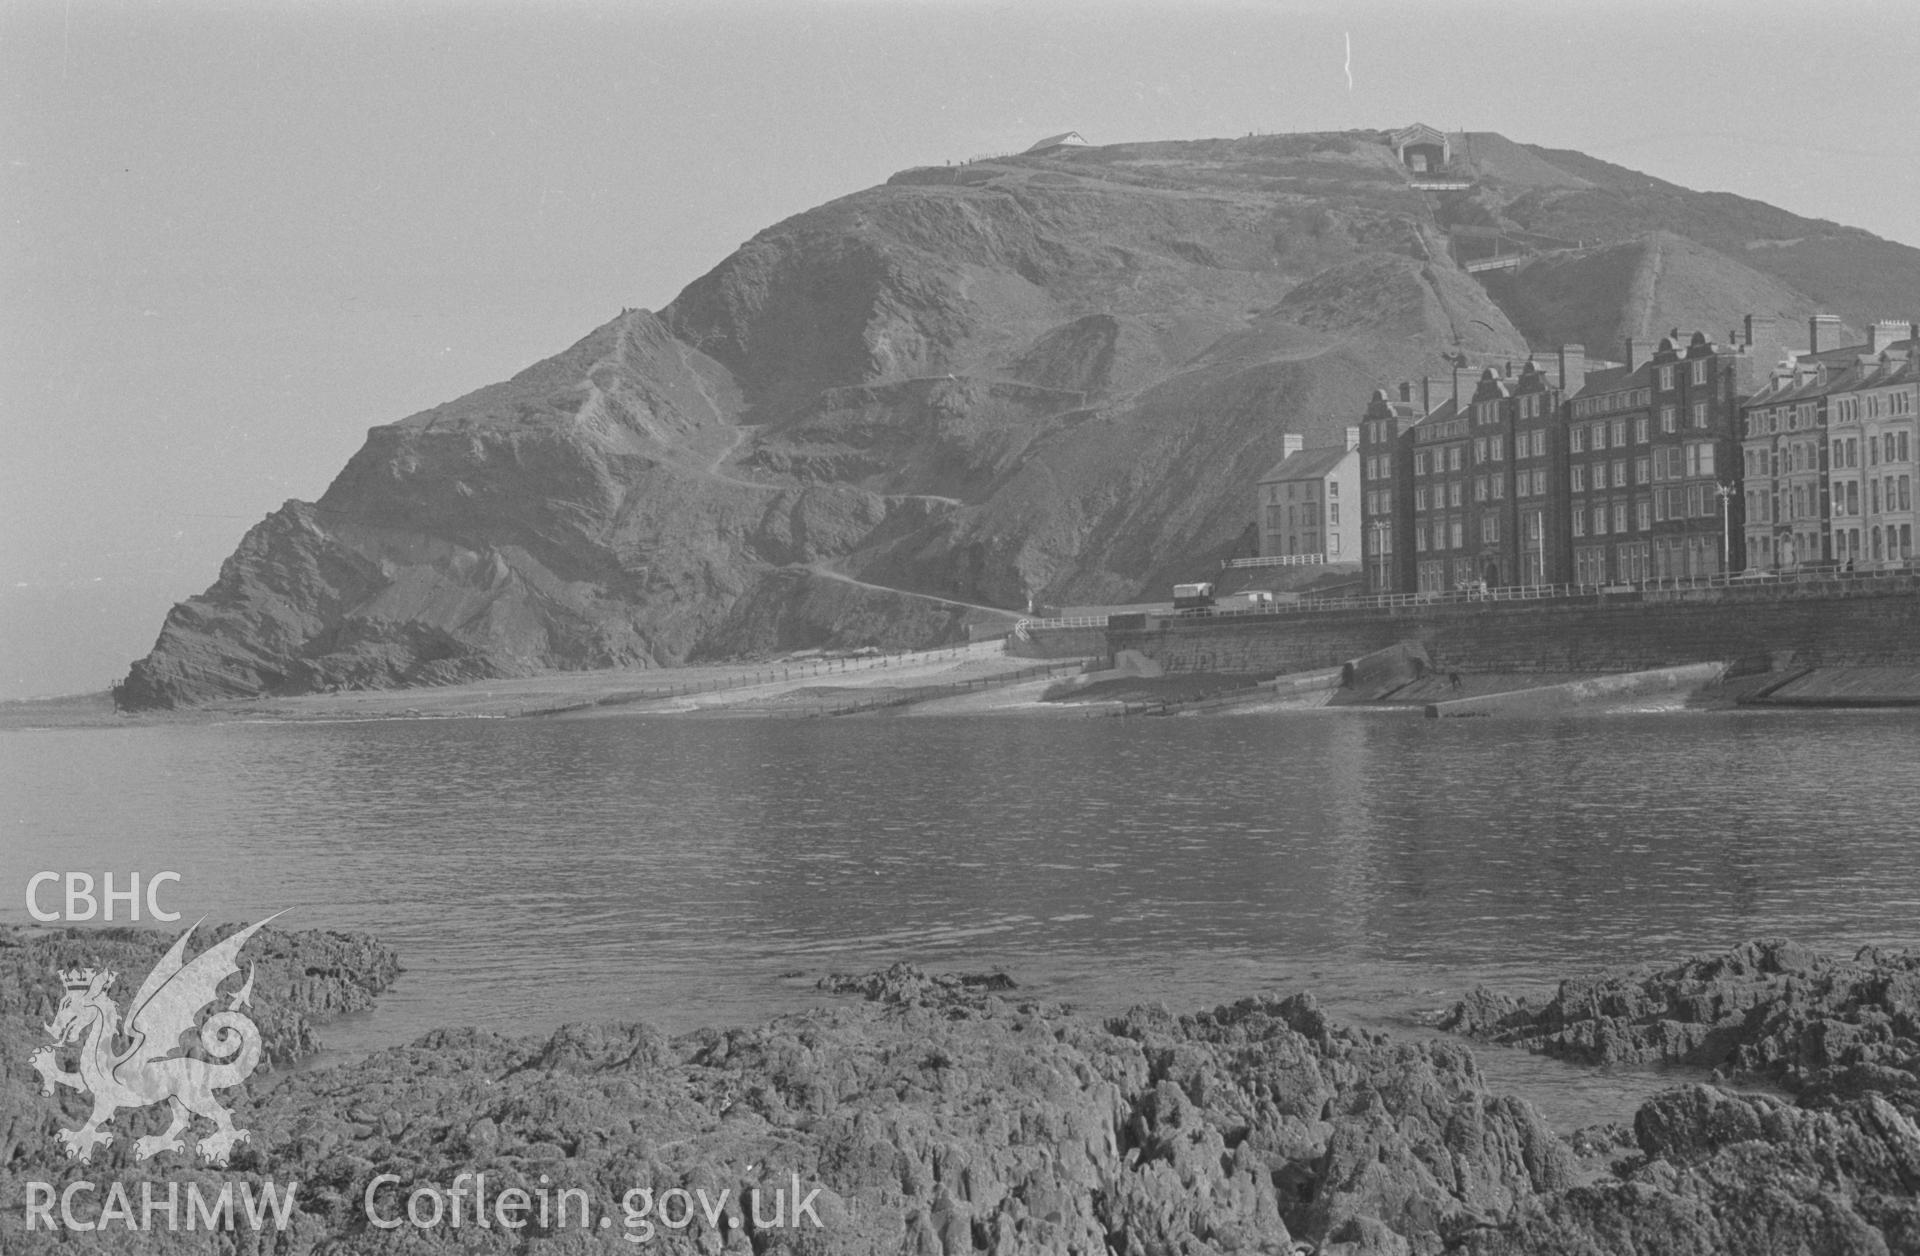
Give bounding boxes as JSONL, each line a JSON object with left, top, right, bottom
{"left": 7, "top": 935, "right": 1920, "bottom": 1253}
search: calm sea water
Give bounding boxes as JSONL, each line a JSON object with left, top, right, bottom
{"left": 6, "top": 706, "right": 1919, "bottom": 1127}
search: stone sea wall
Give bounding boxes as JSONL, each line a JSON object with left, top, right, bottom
{"left": 1080, "top": 579, "right": 1920, "bottom": 679}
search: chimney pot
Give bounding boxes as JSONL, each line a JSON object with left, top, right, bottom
{"left": 1345, "top": 425, "right": 1361, "bottom": 452}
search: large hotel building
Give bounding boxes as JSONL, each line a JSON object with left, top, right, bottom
{"left": 1350, "top": 316, "right": 1917, "bottom": 594}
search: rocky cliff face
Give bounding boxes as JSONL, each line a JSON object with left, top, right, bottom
{"left": 117, "top": 130, "right": 1920, "bottom": 706}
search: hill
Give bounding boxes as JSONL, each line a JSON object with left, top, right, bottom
{"left": 116, "top": 129, "right": 1920, "bottom": 706}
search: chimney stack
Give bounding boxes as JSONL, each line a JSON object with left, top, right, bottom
{"left": 1282, "top": 433, "right": 1304, "bottom": 457}
{"left": 1556, "top": 344, "right": 1587, "bottom": 395}
{"left": 1345, "top": 425, "right": 1361, "bottom": 452}
{"left": 1626, "top": 337, "right": 1656, "bottom": 369}
{"left": 1398, "top": 381, "right": 1413, "bottom": 403}
{"left": 1420, "top": 376, "right": 1436, "bottom": 415}
{"left": 1743, "top": 314, "right": 1778, "bottom": 354}
{"left": 1809, "top": 313, "right": 1842, "bottom": 354}
{"left": 1869, "top": 319, "right": 1909, "bottom": 354}
{"left": 1452, "top": 364, "right": 1476, "bottom": 409}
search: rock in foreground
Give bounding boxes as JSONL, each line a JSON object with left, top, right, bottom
{"left": 8, "top": 942, "right": 1920, "bottom": 1253}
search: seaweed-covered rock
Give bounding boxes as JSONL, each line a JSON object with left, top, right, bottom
{"left": 1442, "top": 938, "right": 1920, "bottom": 1089}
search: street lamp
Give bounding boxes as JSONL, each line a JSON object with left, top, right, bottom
{"left": 1716, "top": 482, "right": 1736, "bottom": 576}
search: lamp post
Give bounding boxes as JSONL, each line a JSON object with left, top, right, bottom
{"left": 1716, "top": 482, "right": 1736, "bottom": 575}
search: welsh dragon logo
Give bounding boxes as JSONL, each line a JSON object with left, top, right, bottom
{"left": 27, "top": 914, "right": 280, "bottom": 1167}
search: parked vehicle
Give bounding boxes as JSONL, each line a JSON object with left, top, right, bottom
{"left": 1171, "top": 582, "right": 1216, "bottom": 613}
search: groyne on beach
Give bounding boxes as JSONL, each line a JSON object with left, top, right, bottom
{"left": 7, "top": 926, "right": 1920, "bottom": 1254}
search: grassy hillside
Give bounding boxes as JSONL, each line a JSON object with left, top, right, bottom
{"left": 117, "top": 129, "right": 1920, "bottom": 705}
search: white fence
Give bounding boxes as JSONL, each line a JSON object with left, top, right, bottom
{"left": 1224, "top": 554, "right": 1326, "bottom": 570}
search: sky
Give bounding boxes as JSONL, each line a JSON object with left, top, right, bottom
{"left": 4, "top": 0, "right": 1918, "bottom": 700}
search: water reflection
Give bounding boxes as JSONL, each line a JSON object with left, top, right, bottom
{"left": 4, "top": 710, "right": 1918, "bottom": 1063}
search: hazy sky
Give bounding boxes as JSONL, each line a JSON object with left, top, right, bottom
{"left": 4, "top": 0, "right": 1917, "bottom": 699}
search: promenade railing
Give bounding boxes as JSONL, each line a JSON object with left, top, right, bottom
{"left": 1015, "top": 562, "right": 1920, "bottom": 635}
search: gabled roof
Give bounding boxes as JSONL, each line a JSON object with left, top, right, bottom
{"left": 1390, "top": 123, "right": 1447, "bottom": 148}
{"left": 1259, "top": 445, "right": 1354, "bottom": 484}
{"left": 1023, "top": 131, "right": 1088, "bottom": 153}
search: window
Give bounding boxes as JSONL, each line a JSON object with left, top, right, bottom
{"left": 1330, "top": 533, "right": 1339, "bottom": 552}
{"left": 1448, "top": 481, "right": 1462, "bottom": 507}
{"left": 1692, "top": 402, "right": 1708, "bottom": 428}
{"left": 1635, "top": 417, "right": 1649, "bottom": 444}
{"left": 1592, "top": 423, "right": 1607, "bottom": 450}
{"left": 1415, "top": 451, "right": 1428, "bottom": 475}
{"left": 1491, "top": 435, "right": 1504, "bottom": 461}
{"left": 1659, "top": 365, "right": 1674, "bottom": 391}
{"left": 1570, "top": 466, "right": 1585, "bottom": 492}
{"left": 1685, "top": 443, "right": 1715, "bottom": 478}
{"left": 1533, "top": 469, "right": 1547, "bottom": 496}
{"left": 1613, "top": 460, "right": 1628, "bottom": 489}
{"left": 1594, "top": 462, "right": 1610, "bottom": 490}
{"left": 1661, "top": 406, "right": 1677, "bottom": 433}
{"left": 1593, "top": 506, "right": 1608, "bottom": 536}
{"left": 1491, "top": 476, "right": 1505, "bottom": 500}
{"left": 1534, "top": 430, "right": 1548, "bottom": 458}
{"left": 1615, "top": 502, "right": 1629, "bottom": 533}
{"left": 1416, "top": 524, "right": 1427, "bottom": 552}
{"left": 1611, "top": 419, "right": 1628, "bottom": 448}
{"left": 1474, "top": 437, "right": 1487, "bottom": 464}
{"left": 1482, "top": 515, "right": 1500, "bottom": 542}
{"left": 1450, "top": 520, "right": 1464, "bottom": 549}
{"left": 1637, "top": 500, "right": 1652, "bottom": 531}
{"left": 1474, "top": 477, "right": 1487, "bottom": 502}
{"left": 1449, "top": 447, "right": 1463, "bottom": 472}
{"left": 1636, "top": 456, "right": 1651, "bottom": 485}
{"left": 1416, "top": 487, "right": 1429, "bottom": 510}
{"left": 1570, "top": 426, "right": 1586, "bottom": 453}
{"left": 1329, "top": 504, "right": 1340, "bottom": 525}
{"left": 1573, "top": 510, "right": 1586, "bottom": 537}
{"left": 1690, "top": 360, "right": 1706, "bottom": 386}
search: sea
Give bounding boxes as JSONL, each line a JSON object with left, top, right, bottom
{"left": 6, "top": 704, "right": 1919, "bottom": 1130}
